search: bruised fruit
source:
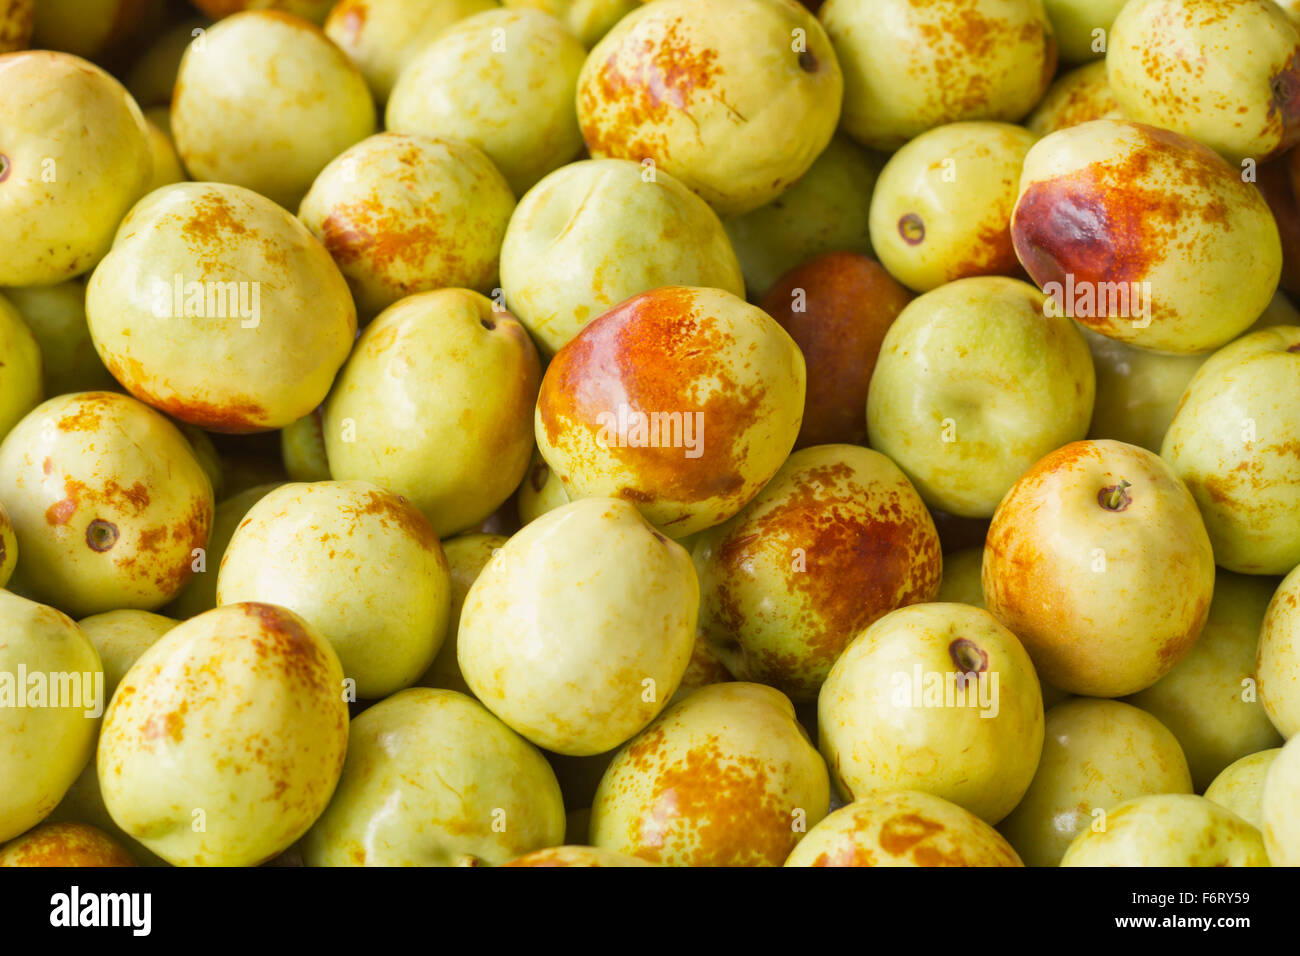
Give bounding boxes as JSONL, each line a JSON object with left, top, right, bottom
{"left": 386, "top": 8, "right": 587, "bottom": 196}
{"left": 1026, "top": 61, "right": 1125, "bottom": 136}
{"left": 1126, "top": 572, "right": 1283, "bottom": 790}
{"left": 98, "top": 603, "right": 349, "bottom": 867}
{"left": 692, "top": 445, "right": 942, "bottom": 701}
{"left": 325, "top": 0, "right": 498, "bottom": 102}
{"left": 1012, "top": 119, "right": 1281, "bottom": 353}
{"left": 785, "top": 790, "right": 1023, "bottom": 867}
{"left": 998, "top": 698, "right": 1193, "bottom": 867}
{"left": 536, "top": 286, "right": 805, "bottom": 538}
{"left": 418, "top": 533, "right": 507, "bottom": 696}
{"left": 299, "top": 133, "right": 515, "bottom": 320}
{"left": 87, "top": 182, "right": 357, "bottom": 434}
{"left": 869, "top": 122, "right": 1036, "bottom": 293}
{"left": 499, "top": 159, "right": 744, "bottom": 355}
{"left": 0, "top": 52, "right": 151, "bottom": 286}
{"left": 0, "top": 822, "right": 135, "bottom": 867}
{"left": 1060, "top": 794, "right": 1269, "bottom": 867}
{"left": 759, "top": 252, "right": 911, "bottom": 448}
{"left": 818, "top": 603, "right": 1044, "bottom": 824}
{"left": 590, "top": 682, "right": 830, "bottom": 866}
{"left": 0, "top": 293, "right": 41, "bottom": 440}
{"left": 1107, "top": 0, "right": 1300, "bottom": 164}
{"left": 302, "top": 688, "right": 565, "bottom": 866}
{"left": 819, "top": 0, "right": 1055, "bottom": 151}
{"left": 983, "top": 440, "right": 1215, "bottom": 698}
{"left": 866, "top": 277, "right": 1095, "bottom": 519}
{"left": 577, "top": 0, "right": 843, "bottom": 216}
{"left": 505, "top": 845, "right": 654, "bottom": 866}
{"left": 725, "top": 135, "right": 881, "bottom": 301}
{"left": 0, "top": 590, "right": 102, "bottom": 842}
{"left": 217, "top": 481, "right": 451, "bottom": 700}
{"left": 459, "top": 498, "right": 697, "bottom": 754}
{"left": 1258, "top": 565, "right": 1300, "bottom": 738}
{"left": 323, "top": 289, "right": 541, "bottom": 538}
{"left": 1205, "top": 748, "right": 1281, "bottom": 830}
{"left": 0, "top": 392, "right": 213, "bottom": 617}
{"left": 1161, "top": 327, "right": 1300, "bottom": 575}
{"left": 171, "top": 10, "right": 376, "bottom": 209}
{"left": 77, "top": 610, "right": 177, "bottom": 699}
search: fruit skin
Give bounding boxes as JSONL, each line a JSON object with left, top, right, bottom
{"left": 0, "top": 591, "right": 102, "bottom": 842}
{"left": 984, "top": 440, "right": 1214, "bottom": 698}
{"left": 141, "top": 110, "right": 185, "bottom": 194}
{"left": 536, "top": 286, "right": 805, "bottom": 538}
{"left": 785, "top": 790, "right": 1023, "bottom": 867}
{"left": 324, "top": 289, "right": 540, "bottom": 538}
{"left": 300, "top": 133, "right": 515, "bottom": 321}
{"left": 998, "top": 698, "right": 1193, "bottom": 867}
{"left": 1026, "top": 61, "right": 1125, "bottom": 136}
{"left": 0, "top": 392, "right": 214, "bottom": 618}
{"left": 1041, "top": 0, "right": 1126, "bottom": 62}
{"left": 387, "top": 9, "right": 586, "bottom": 196}
{"left": 869, "top": 122, "right": 1037, "bottom": 293}
{"left": 819, "top": 0, "right": 1055, "bottom": 151}
{"left": 191, "top": 1, "right": 334, "bottom": 22}
{"left": 1126, "top": 572, "right": 1283, "bottom": 790}
{"left": 0, "top": 822, "right": 135, "bottom": 867}
{"left": 1205, "top": 748, "right": 1281, "bottom": 830}
{"left": 3, "top": 282, "right": 115, "bottom": 398}
{"left": 87, "top": 181, "right": 357, "bottom": 434}
{"left": 1107, "top": 0, "right": 1300, "bottom": 165}
{"left": 164, "top": 483, "right": 282, "bottom": 620}
{"left": 499, "top": 159, "right": 744, "bottom": 355}
{"left": 517, "top": 446, "right": 571, "bottom": 525}
{"left": 31, "top": 0, "right": 149, "bottom": 60}
{"left": 125, "top": 18, "right": 207, "bottom": 108}
{"left": 0, "top": 292, "right": 41, "bottom": 441}
{"left": 1258, "top": 565, "right": 1300, "bottom": 737}
{"left": 577, "top": 0, "right": 843, "bottom": 216}
{"left": 418, "top": 533, "right": 508, "bottom": 695}
{"left": 280, "top": 409, "right": 329, "bottom": 482}
{"left": 1081, "top": 325, "right": 1207, "bottom": 453}
{"left": 1012, "top": 120, "right": 1281, "bottom": 353}
{"left": 504, "top": 845, "right": 654, "bottom": 866}
{"left": 759, "top": 251, "right": 912, "bottom": 448}
{"left": 866, "top": 277, "right": 1095, "bottom": 519}
{"left": 0, "top": 52, "right": 151, "bottom": 286}
{"left": 217, "top": 481, "right": 451, "bottom": 701}
{"left": 590, "top": 682, "right": 830, "bottom": 866}
{"left": 325, "top": 0, "right": 497, "bottom": 103}
{"left": 1060, "top": 794, "right": 1269, "bottom": 867}
{"left": 301, "top": 688, "right": 566, "bottom": 866}
{"left": 692, "top": 444, "right": 942, "bottom": 701}
{"left": 1258, "top": 158, "right": 1300, "bottom": 296}
{"left": 504, "top": 0, "right": 637, "bottom": 47}
{"left": 818, "top": 603, "right": 1043, "bottom": 824}
{"left": 77, "top": 610, "right": 177, "bottom": 699}
{"left": 725, "top": 135, "right": 882, "bottom": 301}
{"left": 459, "top": 498, "right": 697, "bottom": 754}
{"left": 1262, "top": 734, "right": 1300, "bottom": 864}
{"left": 0, "top": 0, "right": 32, "bottom": 53}
{"left": 1161, "top": 327, "right": 1300, "bottom": 575}
{"left": 171, "top": 10, "right": 376, "bottom": 210}
{"left": 98, "top": 603, "right": 349, "bottom": 867}
{"left": 0, "top": 500, "right": 15, "bottom": 587}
